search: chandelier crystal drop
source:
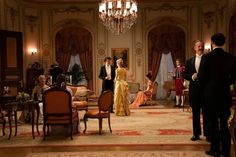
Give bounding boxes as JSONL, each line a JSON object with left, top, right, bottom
{"left": 99, "top": 0, "right": 138, "bottom": 35}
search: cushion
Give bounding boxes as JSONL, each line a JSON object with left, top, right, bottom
{"left": 84, "top": 109, "right": 110, "bottom": 118}
{"left": 75, "top": 86, "right": 88, "bottom": 97}
{"left": 73, "top": 101, "right": 88, "bottom": 109}
{"left": 67, "top": 86, "right": 78, "bottom": 96}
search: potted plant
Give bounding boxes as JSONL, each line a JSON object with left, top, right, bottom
{"left": 69, "top": 64, "right": 85, "bottom": 85}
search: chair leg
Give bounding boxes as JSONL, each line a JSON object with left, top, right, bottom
{"left": 43, "top": 124, "right": 46, "bottom": 140}
{"left": 8, "top": 113, "right": 12, "bottom": 140}
{"left": 108, "top": 117, "right": 112, "bottom": 133}
{"left": 14, "top": 111, "right": 17, "bottom": 136}
{"left": 47, "top": 124, "right": 49, "bottom": 135}
{"left": 76, "top": 115, "right": 79, "bottom": 133}
{"left": 99, "top": 118, "right": 102, "bottom": 135}
{"left": 83, "top": 116, "right": 87, "bottom": 134}
{"left": 2, "top": 118, "right": 5, "bottom": 136}
{"left": 36, "top": 105, "right": 40, "bottom": 135}
{"left": 70, "top": 123, "right": 73, "bottom": 140}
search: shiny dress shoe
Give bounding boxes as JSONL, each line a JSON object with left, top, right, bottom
{"left": 205, "top": 150, "right": 220, "bottom": 157}
{"left": 190, "top": 135, "right": 200, "bottom": 141}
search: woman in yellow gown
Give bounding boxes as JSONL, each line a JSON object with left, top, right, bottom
{"left": 130, "top": 72, "right": 153, "bottom": 108}
{"left": 114, "top": 58, "right": 130, "bottom": 116}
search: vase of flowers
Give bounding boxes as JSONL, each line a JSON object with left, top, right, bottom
{"left": 16, "top": 92, "right": 30, "bottom": 104}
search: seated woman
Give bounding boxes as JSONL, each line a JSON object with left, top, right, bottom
{"left": 32, "top": 75, "right": 49, "bottom": 101}
{"left": 31, "top": 75, "right": 49, "bottom": 123}
{"left": 130, "top": 72, "right": 153, "bottom": 108}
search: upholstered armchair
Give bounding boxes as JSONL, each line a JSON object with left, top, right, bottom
{"left": 67, "top": 85, "right": 89, "bottom": 112}
{"left": 83, "top": 90, "right": 113, "bottom": 135}
{"left": 42, "top": 86, "right": 79, "bottom": 140}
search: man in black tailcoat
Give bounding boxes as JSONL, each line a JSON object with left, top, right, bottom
{"left": 99, "top": 57, "right": 115, "bottom": 112}
{"left": 199, "top": 33, "right": 236, "bottom": 157}
{"left": 184, "top": 40, "right": 209, "bottom": 142}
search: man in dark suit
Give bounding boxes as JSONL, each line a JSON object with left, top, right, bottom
{"left": 99, "top": 57, "right": 115, "bottom": 112}
{"left": 199, "top": 33, "right": 236, "bottom": 157}
{"left": 49, "top": 62, "right": 64, "bottom": 84}
{"left": 184, "top": 40, "right": 209, "bottom": 142}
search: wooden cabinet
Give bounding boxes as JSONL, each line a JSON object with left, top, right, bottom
{"left": 0, "top": 30, "right": 23, "bottom": 96}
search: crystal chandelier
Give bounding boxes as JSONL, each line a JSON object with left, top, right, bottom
{"left": 99, "top": 0, "right": 138, "bottom": 35}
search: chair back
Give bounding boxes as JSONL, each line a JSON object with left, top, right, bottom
{"left": 43, "top": 86, "right": 72, "bottom": 115}
{"left": 98, "top": 90, "right": 113, "bottom": 112}
{"left": 152, "top": 82, "right": 158, "bottom": 100}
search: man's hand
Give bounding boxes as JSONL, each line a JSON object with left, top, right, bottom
{"left": 192, "top": 73, "right": 198, "bottom": 81}
{"left": 105, "top": 76, "right": 111, "bottom": 80}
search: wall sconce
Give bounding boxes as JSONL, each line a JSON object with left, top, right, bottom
{"left": 29, "top": 48, "right": 37, "bottom": 55}
{"left": 204, "top": 43, "right": 211, "bottom": 53}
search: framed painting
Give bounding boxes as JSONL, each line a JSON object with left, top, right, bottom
{"left": 111, "top": 48, "right": 129, "bottom": 69}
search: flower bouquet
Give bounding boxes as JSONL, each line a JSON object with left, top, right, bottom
{"left": 16, "top": 92, "right": 30, "bottom": 104}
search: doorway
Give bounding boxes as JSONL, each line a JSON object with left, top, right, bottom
{"left": 0, "top": 30, "right": 23, "bottom": 95}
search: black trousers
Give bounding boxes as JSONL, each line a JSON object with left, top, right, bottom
{"left": 191, "top": 104, "right": 209, "bottom": 137}
{"left": 102, "top": 80, "right": 114, "bottom": 92}
{"left": 208, "top": 111, "right": 231, "bottom": 156}
{"left": 191, "top": 104, "right": 201, "bottom": 136}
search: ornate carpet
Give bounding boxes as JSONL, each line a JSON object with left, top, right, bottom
{"left": 26, "top": 151, "right": 208, "bottom": 157}
{"left": 0, "top": 108, "right": 209, "bottom": 147}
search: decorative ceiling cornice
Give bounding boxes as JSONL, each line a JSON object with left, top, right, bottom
{"left": 54, "top": 6, "right": 93, "bottom": 14}
{"left": 25, "top": 15, "right": 38, "bottom": 32}
{"left": 7, "top": 7, "right": 18, "bottom": 28}
{"left": 147, "top": 3, "right": 186, "bottom": 12}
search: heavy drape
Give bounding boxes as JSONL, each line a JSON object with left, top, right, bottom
{"left": 148, "top": 26, "right": 185, "bottom": 81}
{"left": 55, "top": 27, "right": 93, "bottom": 89}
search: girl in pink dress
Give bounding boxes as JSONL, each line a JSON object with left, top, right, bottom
{"left": 130, "top": 72, "right": 154, "bottom": 108}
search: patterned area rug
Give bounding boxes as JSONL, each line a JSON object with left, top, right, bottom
{"left": 0, "top": 108, "right": 209, "bottom": 147}
{"left": 26, "top": 151, "right": 208, "bottom": 157}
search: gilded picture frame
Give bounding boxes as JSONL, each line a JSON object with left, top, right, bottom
{"left": 111, "top": 48, "right": 129, "bottom": 69}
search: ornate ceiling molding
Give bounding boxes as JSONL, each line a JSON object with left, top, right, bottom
{"left": 147, "top": 3, "right": 186, "bottom": 12}
{"left": 25, "top": 15, "right": 38, "bottom": 32}
{"left": 54, "top": 6, "right": 93, "bottom": 14}
{"left": 158, "top": 17, "right": 179, "bottom": 25}
{"left": 8, "top": 7, "right": 18, "bottom": 28}
{"left": 202, "top": 11, "right": 215, "bottom": 29}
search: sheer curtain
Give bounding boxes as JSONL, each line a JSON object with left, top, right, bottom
{"left": 67, "top": 54, "right": 88, "bottom": 86}
{"left": 155, "top": 52, "right": 175, "bottom": 99}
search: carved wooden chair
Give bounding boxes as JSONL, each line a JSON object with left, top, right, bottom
{"left": 0, "top": 95, "right": 17, "bottom": 140}
{"left": 0, "top": 109, "right": 6, "bottom": 136}
{"left": 83, "top": 90, "right": 113, "bottom": 135}
{"left": 42, "top": 86, "right": 79, "bottom": 140}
